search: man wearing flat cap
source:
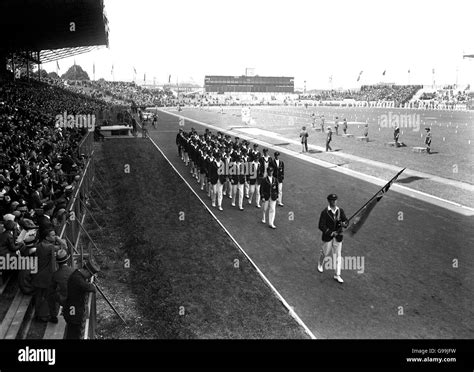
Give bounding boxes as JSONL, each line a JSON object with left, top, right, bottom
{"left": 64, "top": 259, "right": 99, "bottom": 339}
{"left": 318, "top": 194, "right": 348, "bottom": 283}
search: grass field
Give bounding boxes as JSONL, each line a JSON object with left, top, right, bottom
{"left": 89, "top": 139, "right": 309, "bottom": 339}
{"left": 170, "top": 105, "right": 473, "bottom": 184}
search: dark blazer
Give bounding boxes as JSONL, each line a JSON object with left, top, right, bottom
{"left": 31, "top": 239, "right": 62, "bottom": 289}
{"left": 318, "top": 207, "right": 348, "bottom": 242}
{"left": 64, "top": 270, "right": 96, "bottom": 325}
{"left": 52, "top": 265, "right": 75, "bottom": 305}
{"left": 270, "top": 158, "right": 284, "bottom": 183}
{"left": 209, "top": 160, "right": 219, "bottom": 185}
{"left": 260, "top": 176, "right": 279, "bottom": 201}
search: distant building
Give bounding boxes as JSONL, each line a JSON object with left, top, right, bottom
{"left": 204, "top": 75, "right": 294, "bottom": 93}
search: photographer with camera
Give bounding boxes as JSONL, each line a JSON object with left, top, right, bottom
{"left": 317, "top": 194, "right": 348, "bottom": 283}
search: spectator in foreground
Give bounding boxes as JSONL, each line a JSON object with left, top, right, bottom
{"left": 64, "top": 259, "right": 100, "bottom": 339}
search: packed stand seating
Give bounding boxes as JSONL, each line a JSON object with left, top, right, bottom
{"left": 300, "top": 85, "right": 422, "bottom": 105}
{"left": 0, "top": 80, "right": 109, "bottom": 318}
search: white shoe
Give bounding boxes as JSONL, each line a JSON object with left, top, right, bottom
{"left": 231, "top": 203, "right": 236, "bottom": 207}
{"left": 334, "top": 275, "right": 344, "bottom": 283}
{"left": 212, "top": 203, "right": 216, "bottom": 208}
{"left": 317, "top": 263, "right": 323, "bottom": 273}
{"left": 223, "top": 191, "right": 226, "bottom": 196}
{"left": 256, "top": 204, "right": 261, "bottom": 209}
{"left": 239, "top": 207, "right": 244, "bottom": 211}
{"left": 269, "top": 224, "right": 276, "bottom": 229}
{"left": 248, "top": 200, "right": 252, "bottom": 205}
{"left": 261, "top": 219, "right": 266, "bottom": 224}
{"left": 278, "top": 203, "right": 284, "bottom": 207}
{"left": 218, "top": 206, "right": 223, "bottom": 211}
{"left": 228, "top": 195, "right": 232, "bottom": 199}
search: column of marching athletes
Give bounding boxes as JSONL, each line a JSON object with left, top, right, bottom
{"left": 174, "top": 124, "right": 350, "bottom": 284}
{"left": 175, "top": 127, "right": 285, "bottom": 229}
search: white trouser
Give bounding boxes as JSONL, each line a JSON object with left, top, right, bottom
{"left": 248, "top": 183, "right": 256, "bottom": 204}
{"left": 255, "top": 184, "right": 261, "bottom": 207}
{"left": 200, "top": 173, "right": 206, "bottom": 189}
{"left": 278, "top": 182, "right": 283, "bottom": 204}
{"left": 320, "top": 238, "right": 343, "bottom": 276}
{"left": 262, "top": 199, "right": 276, "bottom": 226}
{"left": 232, "top": 184, "right": 244, "bottom": 208}
{"left": 213, "top": 181, "right": 223, "bottom": 207}
{"left": 244, "top": 181, "right": 249, "bottom": 198}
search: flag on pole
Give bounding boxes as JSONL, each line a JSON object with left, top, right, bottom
{"left": 133, "top": 66, "right": 137, "bottom": 74}
{"left": 408, "top": 69, "right": 410, "bottom": 74}
{"left": 93, "top": 63, "right": 95, "bottom": 74}
{"left": 111, "top": 64, "right": 114, "bottom": 74}
{"left": 382, "top": 70, "right": 386, "bottom": 76}
{"left": 357, "top": 70, "right": 363, "bottom": 82}
{"left": 144, "top": 73, "right": 146, "bottom": 82}
{"left": 56, "top": 61, "right": 60, "bottom": 71}
{"left": 168, "top": 74, "right": 171, "bottom": 83}
{"left": 346, "top": 168, "right": 406, "bottom": 236}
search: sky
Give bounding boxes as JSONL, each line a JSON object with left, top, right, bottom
{"left": 43, "top": 0, "right": 474, "bottom": 89}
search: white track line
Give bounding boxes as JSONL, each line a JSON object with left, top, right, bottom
{"left": 147, "top": 136, "right": 317, "bottom": 340}
{"left": 160, "top": 109, "right": 474, "bottom": 217}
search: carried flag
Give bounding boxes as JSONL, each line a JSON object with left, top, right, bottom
{"left": 168, "top": 74, "right": 171, "bottom": 83}
{"left": 357, "top": 70, "right": 363, "bottom": 82}
{"left": 56, "top": 61, "right": 60, "bottom": 71}
{"left": 382, "top": 70, "right": 386, "bottom": 76}
{"left": 346, "top": 168, "right": 406, "bottom": 236}
{"left": 133, "top": 66, "right": 137, "bottom": 74}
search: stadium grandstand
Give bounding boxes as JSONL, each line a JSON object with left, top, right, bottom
{"left": 204, "top": 75, "right": 294, "bottom": 93}
{"left": 0, "top": 0, "right": 117, "bottom": 341}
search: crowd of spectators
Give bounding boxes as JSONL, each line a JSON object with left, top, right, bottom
{"left": 0, "top": 80, "right": 112, "bottom": 324}
{"left": 300, "top": 85, "right": 422, "bottom": 105}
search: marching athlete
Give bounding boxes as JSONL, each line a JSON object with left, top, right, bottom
{"left": 231, "top": 155, "right": 245, "bottom": 210}
{"left": 260, "top": 166, "right": 278, "bottom": 229}
{"left": 317, "top": 194, "right": 348, "bottom": 283}
{"left": 270, "top": 151, "right": 284, "bottom": 207}
{"left": 247, "top": 154, "right": 260, "bottom": 206}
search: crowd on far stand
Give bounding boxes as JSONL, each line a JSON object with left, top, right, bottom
{"left": 0, "top": 80, "right": 104, "bottom": 338}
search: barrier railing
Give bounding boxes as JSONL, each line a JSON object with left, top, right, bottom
{"left": 56, "top": 130, "right": 98, "bottom": 339}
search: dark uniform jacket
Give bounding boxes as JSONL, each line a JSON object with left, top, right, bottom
{"left": 64, "top": 270, "right": 96, "bottom": 325}
{"left": 318, "top": 207, "right": 348, "bottom": 242}
{"left": 270, "top": 158, "right": 285, "bottom": 183}
{"left": 52, "top": 265, "right": 75, "bottom": 305}
{"left": 260, "top": 176, "right": 279, "bottom": 201}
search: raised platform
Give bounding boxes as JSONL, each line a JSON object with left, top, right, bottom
{"left": 356, "top": 136, "right": 369, "bottom": 142}
{"left": 99, "top": 125, "right": 132, "bottom": 137}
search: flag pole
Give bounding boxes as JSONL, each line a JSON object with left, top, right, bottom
{"left": 346, "top": 168, "right": 406, "bottom": 223}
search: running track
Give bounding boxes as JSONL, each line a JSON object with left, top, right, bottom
{"left": 147, "top": 111, "right": 474, "bottom": 339}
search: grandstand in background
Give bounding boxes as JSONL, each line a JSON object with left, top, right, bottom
{"left": 204, "top": 75, "right": 294, "bottom": 93}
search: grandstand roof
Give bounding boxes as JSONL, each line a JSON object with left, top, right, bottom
{"left": 0, "top": 0, "right": 109, "bottom": 63}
